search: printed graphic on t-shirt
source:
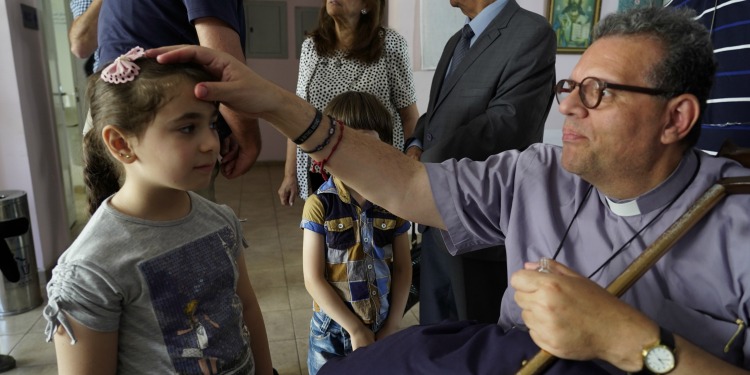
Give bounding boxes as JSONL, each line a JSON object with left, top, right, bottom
{"left": 139, "top": 226, "right": 252, "bottom": 374}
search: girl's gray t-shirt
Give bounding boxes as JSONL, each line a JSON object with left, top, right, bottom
{"left": 44, "top": 192, "right": 255, "bottom": 374}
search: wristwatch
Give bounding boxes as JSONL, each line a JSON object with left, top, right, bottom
{"left": 639, "top": 327, "right": 676, "bottom": 374}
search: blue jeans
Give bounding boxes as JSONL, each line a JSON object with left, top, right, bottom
{"left": 307, "top": 311, "right": 382, "bottom": 375}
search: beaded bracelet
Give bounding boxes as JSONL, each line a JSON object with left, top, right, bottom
{"left": 300, "top": 116, "right": 337, "bottom": 154}
{"left": 311, "top": 120, "right": 345, "bottom": 181}
{"left": 292, "top": 109, "right": 323, "bottom": 145}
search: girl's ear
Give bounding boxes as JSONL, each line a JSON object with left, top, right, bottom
{"left": 102, "top": 125, "right": 136, "bottom": 164}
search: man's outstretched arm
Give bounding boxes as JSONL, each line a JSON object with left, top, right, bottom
{"left": 148, "top": 45, "right": 442, "bottom": 228}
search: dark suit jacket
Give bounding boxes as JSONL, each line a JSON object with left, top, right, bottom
{"left": 414, "top": 1, "right": 555, "bottom": 262}
{"left": 413, "top": 0, "right": 556, "bottom": 164}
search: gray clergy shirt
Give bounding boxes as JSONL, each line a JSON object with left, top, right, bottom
{"left": 425, "top": 143, "right": 750, "bottom": 368}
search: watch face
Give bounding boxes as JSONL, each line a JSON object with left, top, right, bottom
{"left": 645, "top": 345, "right": 676, "bottom": 374}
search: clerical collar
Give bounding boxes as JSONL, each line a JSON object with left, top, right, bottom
{"left": 601, "top": 150, "right": 699, "bottom": 217}
{"left": 605, "top": 198, "right": 640, "bottom": 216}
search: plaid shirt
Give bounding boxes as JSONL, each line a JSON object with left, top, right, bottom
{"left": 70, "top": 0, "right": 93, "bottom": 18}
{"left": 301, "top": 177, "right": 410, "bottom": 326}
{"left": 70, "top": 0, "right": 99, "bottom": 67}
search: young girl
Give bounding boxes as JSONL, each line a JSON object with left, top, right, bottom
{"left": 301, "top": 91, "right": 412, "bottom": 374}
{"left": 43, "top": 47, "right": 274, "bottom": 375}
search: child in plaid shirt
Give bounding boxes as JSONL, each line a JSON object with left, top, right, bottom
{"left": 301, "top": 91, "right": 412, "bottom": 374}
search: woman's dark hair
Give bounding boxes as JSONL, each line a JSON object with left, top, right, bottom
{"left": 310, "top": 0, "right": 386, "bottom": 64}
{"left": 324, "top": 91, "right": 393, "bottom": 145}
{"left": 83, "top": 58, "right": 215, "bottom": 214}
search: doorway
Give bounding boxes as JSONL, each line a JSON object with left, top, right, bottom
{"left": 39, "top": 1, "right": 87, "bottom": 231}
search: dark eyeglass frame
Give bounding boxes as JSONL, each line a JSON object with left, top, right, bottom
{"left": 554, "top": 77, "right": 671, "bottom": 109}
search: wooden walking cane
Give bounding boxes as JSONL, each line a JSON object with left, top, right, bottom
{"left": 516, "top": 146, "right": 750, "bottom": 375}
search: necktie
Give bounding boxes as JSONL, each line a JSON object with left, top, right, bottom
{"left": 446, "top": 24, "right": 474, "bottom": 79}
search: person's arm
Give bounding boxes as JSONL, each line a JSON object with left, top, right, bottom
{"left": 54, "top": 313, "right": 118, "bottom": 375}
{"left": 423, "top": 23, "right": 556, "bottom": 162}
{"left": 278, "top": 139, "right": 299, "bottom": 206}
{"left": 194, "top": 17, "right": 261, "bottom": 178}
{"left": 302, "top": 228, "right": 375, "bottom": 350}
{"left": 148, "top": 46, "right": 444, "bottom": 229}
{"left": 405, "top": 114, "right": 426, "bottom": 161}
{"left": 68, "top": 0, "right": 102, "bottom": 59}
{"left": 235, "top": 251, "right": 274, "bottom": 375}
{"left": 512, "top": 259, "right": 750, "bottom": 374}
{"left": 375, "top": 231, "right": 411, "bottom": 340}
{"left": 398, "top": 103, "right": 419, "bottom": 142}
{"left": 404, "top": 144, "right": 422, "bottom": 161}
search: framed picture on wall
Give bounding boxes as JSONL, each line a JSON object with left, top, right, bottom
{"left": 618, "top": 0, "right": 663, "bottom": 12}
{"left": 548, "top": 0, "right": 602, "bottom": 53}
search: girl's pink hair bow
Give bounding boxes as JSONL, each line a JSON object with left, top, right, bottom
{"left": 100, "top": 46, "right": 146, "bottom": 84}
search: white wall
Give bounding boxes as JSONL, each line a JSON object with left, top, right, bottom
{"left": 248, "top": 0, "right": 322, "bottom": 162}
{"left": 1, "top": 0, "right": 71, "bottom": 275}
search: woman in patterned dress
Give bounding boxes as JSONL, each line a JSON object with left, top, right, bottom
{"left": 277, "top": 0, "right": 418, "bottom": 205}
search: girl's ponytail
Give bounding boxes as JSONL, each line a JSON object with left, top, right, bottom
{"left": 82, "top": 129, "right": 120, "bottom": 215}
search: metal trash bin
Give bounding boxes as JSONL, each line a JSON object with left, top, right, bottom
{"left": 0, "top": 191, "right": 42, "bottom": 316}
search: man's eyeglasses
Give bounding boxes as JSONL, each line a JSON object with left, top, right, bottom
{"left": 554, "top": 77, "right": 671, "bottom": 109}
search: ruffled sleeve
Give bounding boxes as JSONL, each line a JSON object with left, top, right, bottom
{"left": 44, "top": 261, "right": 124, "bottom": 344}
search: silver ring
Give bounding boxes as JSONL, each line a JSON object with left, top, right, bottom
{"left": 537, "top": 257, "right": 550, "bottom": 273}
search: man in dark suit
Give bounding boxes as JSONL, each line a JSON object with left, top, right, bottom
{"left": 406, "top": 0, "right": 556, "bottom": 324}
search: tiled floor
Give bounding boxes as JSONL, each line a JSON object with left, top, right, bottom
{"left": 0, "top": 162, "right": 419, "bottom": 374}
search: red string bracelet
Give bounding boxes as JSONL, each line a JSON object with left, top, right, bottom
{"left": 311, "top": 120, "right": 345, "bottom": 181}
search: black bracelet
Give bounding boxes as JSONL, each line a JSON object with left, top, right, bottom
{"left": 293, "top": 109, "right": 323, "bottom": 145}
{"left": 300, "top": 116, "right": 337, "bottom": 154}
